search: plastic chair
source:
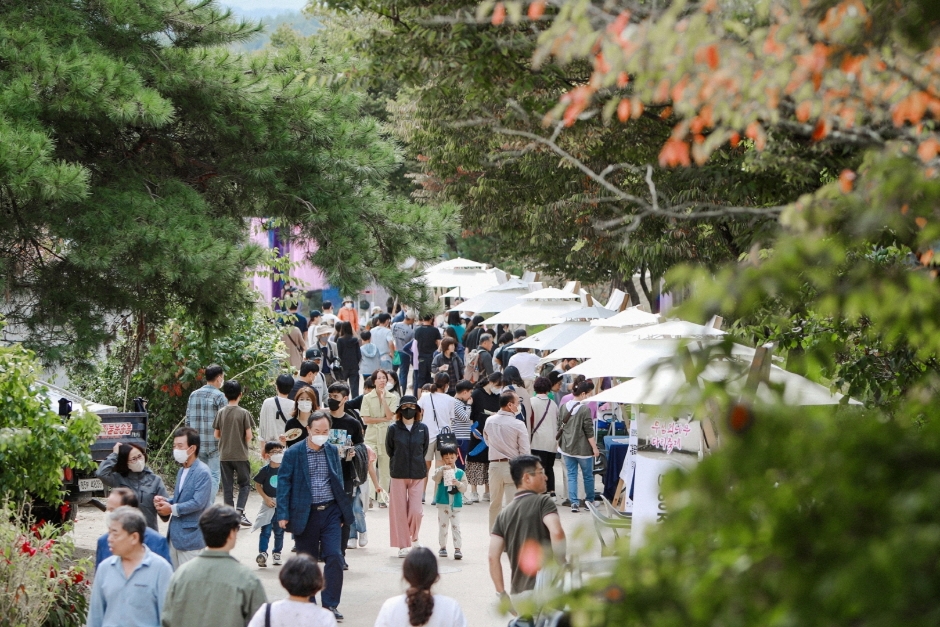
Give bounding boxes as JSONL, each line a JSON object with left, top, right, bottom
{"left": 584, "top": 500, "right": 632, "bottom": 555}
{"left": 600, "top": 495, "right": 632, "bottom": 520}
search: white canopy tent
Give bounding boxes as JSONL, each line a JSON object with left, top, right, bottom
{"left": 513, "top": 321, "right": 594, "bottom": 351}
{"left": 567, "top": 339, "right": 758, "bottom": 379}
{"left": 446, "top": 278, "right": 539, "bottom": 314}
{"left": 592, "top": 358, "right": 861, "bottom": 406}
{"left": 483, "top": 287, "right": 583, "bottom": 326}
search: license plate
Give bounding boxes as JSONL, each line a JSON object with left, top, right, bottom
{"left": 78, "top": 478, "right": 104, "bottom": 492}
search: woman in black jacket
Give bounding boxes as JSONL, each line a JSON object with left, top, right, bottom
{"left": 465, "top": 372, "right": 502, "bottom": 504}
{"left": 336, "top": 321, "right": 362, "bottom": 397}
{"left": 385, "top": 395, "right": 429, "bottom": 557}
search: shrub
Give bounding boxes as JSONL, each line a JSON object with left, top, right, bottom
{"left": 0, "top": 346, "right": 100, "bottom": 505}
{"left": 0, "top": 502, "right": 91, "bottom": 627}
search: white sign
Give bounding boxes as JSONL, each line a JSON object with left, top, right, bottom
{"left": 78, "top": 478, "right": 104, "bottom": 492}
{"left": 630, "top": 451, "right": 697, "bottom": 553}
{"left": 618, "top": 405, "right": 640, "bottom": 513}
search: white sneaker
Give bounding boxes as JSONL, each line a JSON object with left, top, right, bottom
{"left": 412, "top": 540, "right": 421, "bottom": 549}
{"left": 398, "top": 548, "right": 410, "bottom": 558}
{"left": 358, "top": 532, "right": 369, "bottom": 548}
{"left": 470, "top": 492, "right": 481, "bottom": 503}
{"left": 347, "top": 538, "right": 357, "bottom": 549}
{"left": 482, "top": 492, "right": 491, "bottom": 502}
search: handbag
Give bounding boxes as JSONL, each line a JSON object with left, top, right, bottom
{"left": 556, "top": 402, "right": 582, "bottom": 442}
{"left": 429, "top": 394, "right": 458, "bottom": 449}
{"left": 392, "top": 351, "right": 402, "bottom": 367}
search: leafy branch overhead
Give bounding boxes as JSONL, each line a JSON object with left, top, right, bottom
{"left": 0, "top": 0, "right": 450, "bottom": 362}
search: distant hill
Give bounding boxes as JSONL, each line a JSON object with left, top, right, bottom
{"left": 225, "top": 10, "right": 320, "bottom": 52}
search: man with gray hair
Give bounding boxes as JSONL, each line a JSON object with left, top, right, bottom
{"left": 87, "top": 506, "right": 173, "bottom": 627}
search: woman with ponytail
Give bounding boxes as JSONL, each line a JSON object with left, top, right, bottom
{"left": 373, "top": 547, "right": 467, "bottom": 627}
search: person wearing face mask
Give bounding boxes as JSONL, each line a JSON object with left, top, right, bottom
{"left": 465, "top": 373, "right": 502, "bottom": 504}
{"left": 154, "top": 427, "right": 213, "bottom": 568}
{"left": 97, "top": 442, "right": 169, "bottom": 531}
{"left": 324, "top": 382, "right": 365, "bottom": 566}
{"left": 94, "top": 487, "right": 172, "bottom": 571}
{"left": 386, "top": 396, "right": 429, "bottom": 557}
{"left": 338, "top": 297, "right": 360, "bottom": 333}
{"left": 276, "top": 411, "right": 355, "bottom": 622}
{"left": 284, "top": 387, "right": 318, "bottom": 449}
{"left": 252, "top": 441, "right": 285, "bottom": 568}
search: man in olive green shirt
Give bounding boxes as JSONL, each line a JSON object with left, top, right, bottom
{"left": 161, "top": 505, "right": 266, "bottom": 627}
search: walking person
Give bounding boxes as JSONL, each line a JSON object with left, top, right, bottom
{"left": 259, "top": 374, "right": 296, "bottom": 446}
{"left": 489, "top": 456, "right": 567, "bottom": 613}
{"left": 500, "top": 366, "right": 532, "bottom": 425}
{"left": 412, "top": 313, "right": 441, "bottom": 392}
{"left": 370, "top": 312, "right": 397, "bottom": 372}
{"left": 451, "top": 380, "right": 474, "bottom": 469}
{"left": 361, "top": 369, "right": 400, "bottom": 504}
{"left": 417, "top": 373, "right": 456, "bottom": 496}
{"left": 313, "top": 325, "right": 340, "bottom": 385}
{"left": 161, "top": 505, "right": 267, "bottom": 627}
{"left": 391, "top": 312, "right": 415, "bottom": 392}
{"left": 95, "top": 487, "right": 172, "bottom": 570}
{"left": 430, "top": 338, "right": 463, "bottom": 395}
{"left": 338, "top": 298, "right": 359, "bottom": 333}
{"left": 373, "top": 548, "right": 467, "bottom": 627}
{"left": 276, "top": 411, "right": 354, "bottom": 622}
{"left": 431, "top": 446, "right": 467, "bottom": 560}
{"left": 248, "top": 555, "right": 337, "bottom": 627}
{"left": 213, "top": 380, "right": 255, "bottom": 527}
{"left": 336, "top": 321, "right": 362, "bottom": 398}
{"left": 96, "top": 442, "right": 169, "bottom": 531}
{"left": 462, "top": 315, "right": 486, "bottom": 352}
{"left": 386, "top": 395, "right": 429, "bottom": 557}
{"left": 185, "top": 364, "right": 225, "bottom": 498}
{"left": 283, "top": 323, "right": 306, "bottom": 370}
{"left": 483, "top": 391, "right": 532, "bottom": 530}
{"left": 529, "top": 377, "right": 559, "bottom": 499}
{"left": 325, "top": 382, "right": 365, "bottom": 567}
{"left": 557, "top": 379, "right": 600, "bottom": 513}
{"left": 253, "top": 441, "right": 285, "bottom": 568}
{"left": 153, "top": 428, "right": 213, "bottom": 569}
{"left": 465, "top": 373, "right": 501, "bottom": 504}
{"left": 507, "top": 347, "right": 541, "bottom": 397}
{"left": 87, "top": 506, "right": 173, "bottom": 627}
{"left": 284, "top": 387, "right": 319, "bottom": 449}
{"left": 359, "top": 330, "right": 383, "bottom": 381}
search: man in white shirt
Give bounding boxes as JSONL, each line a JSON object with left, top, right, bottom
{"left": 321, "top": 300, "right": 339, "bottom": 326}
{"left": 258, "top": 374, "right": 296, "bottom": 445}
{"left": 507, "top": 347, "right": 541, "bottom": 396}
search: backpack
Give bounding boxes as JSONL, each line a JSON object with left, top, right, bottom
{"left": 466, "top": 349, "right": 485, "bottom": 383}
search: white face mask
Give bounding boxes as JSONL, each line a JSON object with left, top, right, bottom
{"left": 297, "top": 400, "right": 313, "bottom": 413}
{"left": 345, "top": 303, "right": 354, "bottom": 309}
{"left": 128, "top": 459, "right": 145, "bottom": 473}
{"left": 310, "top": 434, "right": 329, "bottom": 446}
{"left": 270, "top": 453, "right": 284, "bottom": 464}
{"left": 173, "top": 449, "right": 189, "bottom": 464}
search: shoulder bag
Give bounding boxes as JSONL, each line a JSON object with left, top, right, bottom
{"left": 273, "top": 398, "right": 287, "bottom": 423}
{"left": 429, "top": 394, "right": 458, "bottom": 450}
{"left": 531, "top": 399, "right": 551, "bottom": 438}
{"left": 556, "top": 402, "right": 582, "bottom": 442}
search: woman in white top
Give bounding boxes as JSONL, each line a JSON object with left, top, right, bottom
{"left": 529, "top": 376, "right": 559, "bottom": 498}
{"left": 249, "top": 554, "right": 337, "bottom": 627}
{"left": 374, "top": 547, "right": 467, "bottom": 627}
{"left": 417, "top": 373, "right": 456, "bottom": 468}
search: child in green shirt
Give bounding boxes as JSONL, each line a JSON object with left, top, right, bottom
{"left": 432, "top": 445, "right": 468, "bottom": 560}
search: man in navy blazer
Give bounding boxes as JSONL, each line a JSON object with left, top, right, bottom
{"left": 155, "top": 427, "right": 213, "bottom": 569}
{"left": 277, "top": 411, "right": 354, "bottom": 621}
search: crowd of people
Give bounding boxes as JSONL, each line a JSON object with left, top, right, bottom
{"left": 89, "top": 301, "right": 610, "bottom": 627}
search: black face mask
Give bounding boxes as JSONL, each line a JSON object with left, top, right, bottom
{"left": 401, "top": 407, "right": 417, "bottom": 419}
{"left": 328, "top": 398, "right": 342, "bottom": 412}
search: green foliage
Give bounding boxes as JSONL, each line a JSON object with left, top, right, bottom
{"left": 0, "top": 502, "right": 91, "bottom": 627}
{"left": 0, "top": 347, "right": 99, "bottom": 505}
{"left": 557, "top": 406, "right": 940, "bottom": 627}
{"left": 0, "top": 0, "right": 449, "bottom": 363}
{"left": 70, "top": 304, "right": 287, "bottom": 465}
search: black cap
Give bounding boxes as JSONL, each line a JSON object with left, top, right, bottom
{"left": 399, "top": 395, "right": 418, "bottom": 407}
{"left": 305, "top": 348, "right": 322, "bottom": 360}
{"left": 310, "top": 310, "right": 322, "bottom": 318}
{"left": 513, "top": 328, "right": 528, "bottom": 338}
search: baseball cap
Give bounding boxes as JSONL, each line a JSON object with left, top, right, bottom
{"left": 305, "top": 348, "right": 322, "bottom": 360}
{"left": 310, "top": 310, "right": 322, "bottom": 318}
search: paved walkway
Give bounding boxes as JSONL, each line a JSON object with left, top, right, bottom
{"left": 69, "top": 459, "right": 605, "bottom": 627}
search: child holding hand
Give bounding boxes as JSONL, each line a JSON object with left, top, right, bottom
{"left": 432, "top": 445, "right": 467, "bottom": 560}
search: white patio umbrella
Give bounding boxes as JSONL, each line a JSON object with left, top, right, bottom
{"left": 551, "top": 304, "right": 618, "bottom": 322}
{"left": 435, "top": 267, "right": 509, "bottom": 299}
{"left": 590, "top": 306, "right": 661, "bottom": 328}
{"left": 567, "top": 339, "right": 758, "bottom": 379}
{"left": 620, "top": 319, "right": 727, "bottom": 339}
{"left": 592, "top": 358, "right": 861, "bottom": 406}
{"left": 513, "top": 321, "right": 594, "bottom": 351}
{"left": 424, "top": 257, "right": 487, "bottom": 273}
{"left": 483, "top": 287, "right": 582, "bottom": 326}
{"left": 538, "top": 314, "right": 676, "bottom": 363}
{"left": 446, "top": 278, "right": 538, "bottom": 314}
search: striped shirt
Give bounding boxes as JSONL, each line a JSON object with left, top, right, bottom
{"left": 185, "top": 385, "right": 226, "bottom": 456}
{"left": 305, "top": 445, "right": 333, "bottom": 504}
{"left": 452, "top": 399, "right": 472, "bottom": 439}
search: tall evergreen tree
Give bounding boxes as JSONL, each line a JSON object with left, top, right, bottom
{"left": 0, "top": 0, "right": 451, "bottom": 361}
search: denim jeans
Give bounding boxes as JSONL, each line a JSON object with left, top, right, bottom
{"left": 397, "top": 350, "right": 412, "bottom": 392}
{"left": 199, "top": 450, "right": 220, "bottom": 500}
{"left": 259, "top": 522, "right": 284, "bottom": 554}
{"left": 348, "top": 486, "right": 367, "bottom": 538}
{"left": 563, "top": 455, "right": 595, "bottom": 504}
